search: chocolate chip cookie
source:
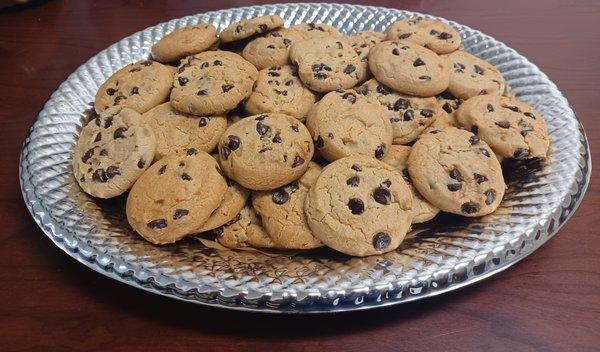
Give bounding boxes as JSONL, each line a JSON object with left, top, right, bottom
{"left": 289, "top": 37, "right": 361, "bottom": 92}
{"left": 305, "top": 155, "right": 413, "bottom": 257}
{"left": 220, "top": 15, "right": 285, "bottom": 43}
{"left": 215, "top": 205, "right": 277, "bottom": 249}
{"left": 252, "top": 162, "right": 323, "bottom": 249}
{"left": 305, "top": 89, "right": 392, "bottom": 162}
{"left": 408, "top": 127, "right": 506, "bottom": 217}
{"left": 171, "top": 51, "right": 258, "bottom": 116}
{"left": 443, "top": 50, "right": 506, "bottom": 99}
{"left": 143, "top": 102, "right": 227, "bottom": 159}
{"left": 357, "top": 79, "right": 440, "bottom": 144}
{"left": 369, "top": 40, "right": 450, "bottom": 97}
{"left": 95, "top": 60, "right": 173, "bottom": 114}
{"left": 290, "top": 22, "right": 342, "bottom": 39}
{"left": 218, "top": 113, "right": 314, "bottom": 190}
{"left": 73, "top": 107, "right": 156, "bottom": 198}
{"left": 386, "top": 17, "right": 461, "bottom": 54}
{"left": 196, "top": 175, "right": 250, "bottom": 232}
{"left": 455, "top": 95, "right": 550, "bottom": 159}
{"left": 244, "top": 65, "right": 317, "bottom": 118}
{"left": 126, "top": 149, "right": 227, "bottom": 244}
{"left": 152, "top": 24, "right": 218, "bottom": 63}
{"left": 346, "top": 31, "right": 386, "bottom": 83}
{"left": 242, "top": 28, "right": 305, "bottom": 70}
{"left": 382, "top": 145, "right": 439, "bottom": 223}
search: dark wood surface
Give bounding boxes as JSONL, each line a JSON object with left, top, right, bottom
{"left": 1, "top": 1, "right": 599, "bottom": 351}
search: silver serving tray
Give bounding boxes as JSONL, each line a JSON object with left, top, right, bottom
{"left": 19, "top": 3, "right": 591, "bottom": 313}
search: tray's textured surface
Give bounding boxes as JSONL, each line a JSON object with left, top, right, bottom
{"left": 19, "top": 3, "right": 590, "bottom": 313}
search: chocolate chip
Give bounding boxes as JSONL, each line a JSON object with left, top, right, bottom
{"left": 221, "top": 145, "right": 232, "bottom": 160}
{"left": 447, "top": 183, "right": 462, "bottom": 191}
{"left": 487, "top": 104, "right": 494, "bottom": 112}
{"left": 344, "top": 65, "right": 356, "bottom": 74}
{"left": 197, "top": 89, "right": 208, "bottom": 96}
{"left": 256, "top": 121, "right": 269, "bottom": 136}
{"left": 513, "top": 148, "right": 530, "bottom": 159}
{"left": 505, "top": 105, "right": 520, "bottom": 112}
{"left": 373, "top": 187, "right": 391, "bottom": 205}
{"left": 113, "top": 127, "right": 127, "bottom": 139}
{"left": 213, "top": 60, "right": 222, "bottom": 66}
{"left": 335, "top": 41, "right": 344, "bottom": 49}
{"left": 128, "top": 86, "right": 139, "bottom": 95}
{"left": 420, "top": 109, "right": 434, "bottom": 118}
{"left": 284, "top": 80, "right": 294, "bottom": 86}
{"left": 222, "top": 84, "right": 234, "bottom": 93}
{"left": 348, "top": 198, "right": 365, "bottom": 214}
{"left": 99, "top": 149, "right": 108, "bottom": 156}
{"left": 147, "top": 219, "right": 167, "bottom": 229}
{"left": 342, "top": 92, "right": 357, "bottom": 104}
{"left": 469, "top": 135, "right": 480, "bottom": 145}
{"left": 392, "top": 48, "right": 400, "bottom": 56}
{"left": 403, "top": 109, "right": 414, "bottom": 121}
{"left": 141, "top": 61, "right": 152, "bottom": 66}
{"left": 398, "top": 33, "right": 411, "bottom": 39}
{"left": 494, "top": 120, "right": 510, "bottom": 129}
{"left": 82, "top": 149, "right": 94, "bottom": 163}
{"left": 200, "top": 62, "right": 209, "bottom": 69}
{"left": 346, "top": 176, "right": 360, "bottom": 187}
{"left": 266, "top": 44, "right": 276, "bottom": 49}
{"left": 351, "top": 164, "right": 362, "bottom": 172}
{"left": 524, "top": 112, "right": 536, "bottom": 119}
{"left": 479, "top": 90, "right": 488, "bottom": 95}
{"left": 272, "top": 133, "right": 282, "bottom": 143}
{"left": 291, "top": 124, "right": 299, "bottom": 132}
{"left": 419, "top": 75, "right": 431, "bottom": 81}
{"left": 381, "top": 180, "right": 392, "bottom": 188}
{"left": 461, "top": 202, "right": 479, "bottom": 214}
{"left": 292, "top": 155, "right": 304, "bottom": 168}
{"left": 226, "top": 135, "right": 240, "bottom": 151}
{"left": 255, "top": 114, "right": 267, "bottom": 121}
{"left": 235, "top": 25, "right": 243, "bottom": 33}
{"left": 106, "top": 165, "right": 121, "bottom": 178}
{"left": 272, "top": 189, "right": 289, "bottom": 204}
{"left": 478, "top": 148, "right": 491, "bottom": 157}
{"left": 474, "top": 173, "right": 488, "bottom": 184}
{"left": 372, "top": 232, "right": 391, "bottom": 250}
{"left": 267, "top": 71, "right": 280, "bottom": 77}
{"left": 186, "top": 148, "right": 197, "bottom": 156}
{"left": 376, "top": 84, "right": 391, "bottom": 95}
{"left": 401, "top": 168, "right": 410, "bottom": 182}
{"left": 392, "top": 98, "right": 409, "bottom": 111}
{"left": 430, "top": 29, "right": 440, "bottom": 35}
{"left": 113, "top": 95, "right": 126, "bottom": 105}
{"left": 92, "top": 169, "right": 107, "bottom": 183}
{"left": 374, "top": 145, "right": 385, "bottom": 159}
{"left": 429, "top": 130, "right": 441, "bottom": 134}
{"left": 178, "top": 76, "right": 189, "bottom": 86}
{"left": 327, "top": 132, "right": 334, "bottom": 139}
{"left": 520, "top": 129, "right": 532, "bottom": 137}
{"left": 314, "top": 72, "right": 328, "bottom": 80}
{"left": 471, "top": 125, "right": 479, "bottom": 135}
{"left": 177, "top": 64, "right": 189, "bottom": 74}
{"left": 484, "top": 189, "right": 496, "bottom": 205}
{"left": 413, "top": 58, "right": 425, "bottom": 67}
{"left": 449, "top": 168, "right": 463, "bottom": 181}
{"left": 314, "top": 135, "right": 324, "bottom": 148}
{"left": 283, "top": 38, "right": 292, "bottom": 47}
{"left": 106, "top": 88, "right": 117, "bottom": 96}
{"left": 170, "top": 209, "right": 189, "bottom": 220}
{"left": 181, "top": 173, "right": 192, "bottom": 181}
{"left": 136, "top": 158, "right": 145, "bottom": 169}
{"left": 438, "top": 32, "right": 453, "bottom": 40}
{"left": 93, "top": 132, "right": 102, "bottom": 143}
{"left": 442, "top": 103, "right": 453, "bottom": 113}
{"left": 473, "top": 65, "right": 484, "bottom": 75}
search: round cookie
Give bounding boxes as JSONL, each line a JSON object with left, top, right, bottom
{"left": 242, "top": 28, "right": 305, "bottom": 70}
{"left": 369, "top": 40, "right": 450, "bottom": 97}
{"left": 386, "top": 17, "right": 461, "bottom": 54}
{"left": 126, "top": 149, "right": 227, "bottom": 244}
{"left": 305, "top": 156, "right": 413, "bottom": 257}
{"left": 171, "top": 51, "right": 258, "bottom": 116}
{"left": 346, "top": 31, "right": 386, "bottom": 83}
{"left": 290, "top": 22, "right": 342, "bottom": 39}
{"left": 244, "top": 65, "right": 317, "bottom": 118}
{"left": 218, "top": 113, "right": 314, "bottom": 190}
{"left": 220, "top": 15, "right": 285, "bottom": 43}
{"left": 306, "top": 89, "right": 392, "bottom": 162}
{"left": 289, "top": 37, "right": 361, "bottom": 92}
{"left": 252, "top": 162, "right": 323, "bottom": 249}
{"left": 73, "top": 107, "right": 156, "bottom": 199}
{"left": 151, "top": 24, "right": 218, "bottom": 63}
{"left": 195, "top": 176, "right": 250, "bottom": 232}
{"left": 455, "top": 95, "right": 550, "bottom": 159}
{"left": 143, "top": 102, "right": 227, "bottom": 159}
{"left": 357, "top": 79, "right": 440, "bottom": 144}
{"left": 214, "top": 205, "right": 277, "bottom": 249}
{"left": 422, "top": 98, "right": 463, "bottom": 134}
{"left": 408, "top": 127, "right": 506, "bottom": 217}
{"left": 95, "top": 60, "right": 173, "bottom": 114}
{"left": 382, "top": 145, "right": 439, "bottom": 223}
{"left": 443, "top": 50, "right": 506, "bottom": 99}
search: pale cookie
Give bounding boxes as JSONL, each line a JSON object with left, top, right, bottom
{"left": 95, "top": 60, "right": 173, "bottom": 114}
{"left": 242, "top": 28, "right": 305, "bottom": 70}
{"left": 152, "top": 24, "right": 218, "bottom": 63}
{"left": 252, "top": 162, "right": 323, "bottom": 249}
{"left": 220, "top": 15, "right": 285, "bottom": 43}
{"left": 369, "top": 40, "right": 450, "bottom": 97}
{"left": 143, "top": 102, "right": 227, "bottom": 159}
{"left": 386, "top": 17, "right": 461, "bottom": 54}
{"left": 289, "top": 37, "right": 361, "bottom": 92}
{"left": 422, "top": 98, "right": 462, "bottom": 134}
{"left": 443, "top": 50, "right": 506, "bottom": 99}
{"left": 455, "top": 95, "right": 550, "bottom": 159}
{"left": 305, "top": 156, "right": 413, "bottom": 257}
{"left": 244, "top": 65, "right": 317, "bottom": 118}
{"left": 346, "top": 31, "right": 386, "bottom": 83}
{"left": 218, "top": 113, "right": 314, "bottom": 190}
{"left": 126, "top": 149, "right": 227, "bottom": 244}
{"left": 382, "top": 145, "right": 439, "bottom": 223}
{"left": 306, "top": 89, "right": 392, "bottom": 162}
{"left": 171, "top": 51, "right": 258, "bottom": 116}
{"left": 215, "top": 205, "right": 277, "bottom": 249}
{"left": 73, "top": 107, "right": 156, "bottom": 199}
{"left": 290, "top": 22, "right": 342, "bottom": 39}
{"left": 357, "top": 79, "right": 440, "bottom": 144}
{"left": 196, "top": 176, "right": 250, "bottom": 232}
{"left": 408, "top": 127, "right": 506, "bottom": 217}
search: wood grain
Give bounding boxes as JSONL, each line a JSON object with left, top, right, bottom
{"left": 0, "top": 1, "right": 599, "bottom": 351}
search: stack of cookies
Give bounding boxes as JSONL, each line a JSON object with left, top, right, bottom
{"left": 72, "top": 15, "right": 550, "bottom": 257}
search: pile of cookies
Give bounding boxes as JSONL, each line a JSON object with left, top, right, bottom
{"left": 73, "top": 14, "right": 550, "bottom": 257}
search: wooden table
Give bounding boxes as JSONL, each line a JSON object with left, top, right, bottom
{"left": 1, "top": 0, "right": 598, "bottom": 351}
